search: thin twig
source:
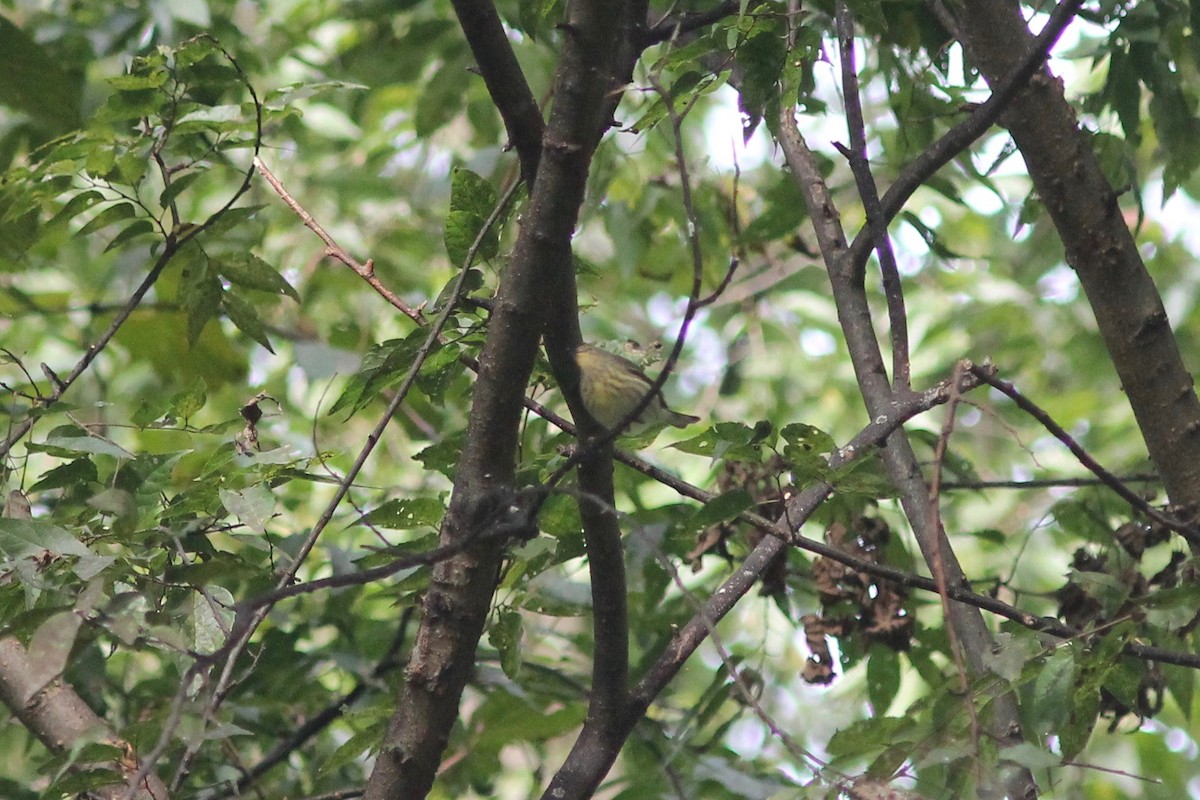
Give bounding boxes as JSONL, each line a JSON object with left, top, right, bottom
{"left": 970, "top": 365, "right": 1200, "bottom": 546}
{"left": 925, "top": 361, "right": 981, "bottom": 765}
{"left": 207, "top": 609, "right": 415, "bottom": 798}
{"left": 193, "top": 167, "right": 522, "bottom": 780}
{"left": 650, "top": 542, "right": 831, "bottom": 775}
{"left": 254, "top": 157, "right": 426, "bottom": 325}
{"left": 642, "top": 1, "right": 750, "bottom": 46}
{"left": 941, "top": 474, "right": 1161, "bottom": 490}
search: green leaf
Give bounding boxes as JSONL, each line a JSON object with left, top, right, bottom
{"left": 221, "top": 291, "right": 275, "bottom": 353}
{"left": 28, "top": 609, "right": 83, "bottom": 682}
{"left": 48, "top": 190, "right": 106, "bottom": 229}
{"left": 0, "top": 518, "right": 115, "bottom": 582}
{"left": 0, "top": 518, "right": 92, "bottom": 557}
{"left": 1000, "top": 743, "right": 1062, "bottom": 771}
{"left": 444, "top": 209, "right": 498, "bottom": 267}
{"left": 219, "top": 486, "right": 275, "bottom": 533}
{"left": 670, "top": 421, "right": 764, "bottom": 460}
{"left": 32, "top": 434, "right": 133, "bottom": 459}
{"left": 193, "top": 586, "right": 235, "bottom": 655}
{"left": 179, "top": 252, "right": 223, "bottom": 345}
{"left": 780, "top": 422, "right": 836, "bottom": 480}
{"left": 536, "top": 493, "right": 583, "bottom": 539}
{"left": 682, "top": 490, "right": 754, "bottom": 537}
{"left": 319, "top": 708, "right": 389, "bottom": 777}
{"left": 330, "top": 333, "right": 428, "bottom": 417}
{"left": 1031, "top": 647, "right": 1076, "bottom": 734}
{"left": 77, "top": 202, "right": 136, "bottom": 236}
{"left": 159, "top": 170, "right": 206, "bottom": 209}
{"left": 94, "top": 88, "right": 163, "bottom": 123}
{"left": 105, "top": 67, "right": 169, "bottom": 91}
{"left": 866, "top": 646, "right": 901, "bottom": 713}
{"left": 414, "top": 341, "right": 462, "bottom": 401}
{"left": 827, "top": 716, "right": 908, "bottom": 759}
{"left": 196, "top": 205, "right": 265, "bottom": 238}
{"left": 449, "top": 167, "right": 498, "bottom": 219}
{"left": 489, "top": 608, "right": 523, "bottom": 680}
{"left": 358, "top": 497, "right": 446, "bottom": 530}
{"left": 105, "top": 219, "right": 157, "bottom": 252}
{"left": 845, "top": 0, "right": 887, "bottom": 31}
{"left": 735, "top": 26, "right": 787, "bottom": 139}
{"left": 30, "top": 459, "right": 99, "bottom": 492}
{"left": 1060, "top": 682, "right": 1099, "bottom": 761}
{"left": 173, "top": 36, "right": 223, "bottom": 67}
{"left": 982, "top": 630, "right": 1041, "bottom": 685}
{"left": 517, "top": 0, "right": 563, "bottom": 41}
{"left": 175, "top": 104, "right": 244, "bottom": 128}
{"left": 169, "top": 379, "right": 208, "bottom": 420}
{"left": 214, "top": 252, "right": 300, "bottom": 300}
{"left": 1163, "top": 662, "right": 1194, "bottom": 722}
{"left": 414, "top": 431, "right": 466, "bottom": 480}
{"left": 431, "top": 268, "right": 484, "bottom": 312}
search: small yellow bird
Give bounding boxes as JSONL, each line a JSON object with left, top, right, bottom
{"left": 573, "top": 343, "right": 700, "bottom": 431}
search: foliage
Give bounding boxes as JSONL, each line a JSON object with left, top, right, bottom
{"left": 1, "top": 0, "right": 1199, "bottom": 799}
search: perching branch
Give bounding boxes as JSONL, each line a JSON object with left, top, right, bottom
{"left": 971, "top": 366, "right": 1200, "bottom": 546}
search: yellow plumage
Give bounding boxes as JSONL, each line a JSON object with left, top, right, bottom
{"left": 573, "top": 344, "right": 700, "bottom": 431}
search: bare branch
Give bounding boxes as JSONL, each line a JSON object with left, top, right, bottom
{"left": 777, "top": 10, "right": 1036, "bottom": 789}
{"left": 254, "top": 157, "right": 426, "bottom": 325}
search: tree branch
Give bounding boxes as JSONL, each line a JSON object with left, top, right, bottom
{"left": 845, "top": 0, "right": 1085, "bottom": 276}
{"left": 451, "top": 0, "right": 546, "bottom": 185}
{"left": 0, "top": 637, "right": 170, "bottom": 800}
{"left": 971, "top": 366, "right": 1200, "bottom": 545}
{"left": 834, "top": 2, "right": 910, "bottom": 389}
{"left": 952, "top": 0, "right": 1200, "bottom": 535}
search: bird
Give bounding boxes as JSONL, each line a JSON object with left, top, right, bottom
{"left": 573, "top": 343, "right": 700, "bottom": 432}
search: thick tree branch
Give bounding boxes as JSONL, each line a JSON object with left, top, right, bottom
{"left": 0, "top": 637, "right": 169, "bottom": 800}
{"left": 363, "top": 1, "right": 633, "bottom": 796}
{"left": 538, "top": 0, "right": 650, "bottom": 763}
